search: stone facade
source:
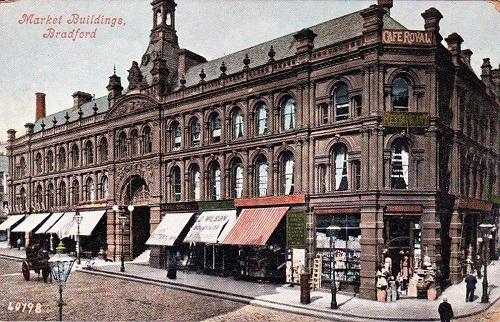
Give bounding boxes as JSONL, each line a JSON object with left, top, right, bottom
{"left": 6, "top": 0, "right": 500, "bottom": 299}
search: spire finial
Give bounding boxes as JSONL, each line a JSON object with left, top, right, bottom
{"left": 113, "top": 64, "right": 116, "bottom": 75}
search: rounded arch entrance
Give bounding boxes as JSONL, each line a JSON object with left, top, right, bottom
{"left": 119, "top": 175, "right": 152, "bottom": 259}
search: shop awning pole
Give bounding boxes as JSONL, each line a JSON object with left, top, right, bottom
{"left": 212, "top": 244, "right": 215, "bottom": 270}
{"left": 222, "top": 247, "right": 225, "bottom": 270}
{"left": 203, "top": 244, "right": 206, "bottom": 270}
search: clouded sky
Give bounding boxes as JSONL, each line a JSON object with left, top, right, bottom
{"left": 0, "top": 0, "right": 498, "bottom": 142}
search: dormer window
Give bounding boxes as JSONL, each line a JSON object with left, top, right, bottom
{"left": 166, "top": 12, "right": 172, "bottom": 26}
{"left": 156, "top": 10, "right": 162, "bottom": 26}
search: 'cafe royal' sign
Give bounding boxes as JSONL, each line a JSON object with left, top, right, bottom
{"left": 383, "top": 29, "right": 433, "bottom": 46}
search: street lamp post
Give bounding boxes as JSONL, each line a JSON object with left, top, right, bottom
{"left": 49, "top": 241, "right": 75, "bottom": 322}
{"left": 74, "top": 211, "right": 83, "bottom": 265}
{"left": 479, "top": 223, "right": 495, "bottom": 303}
{"left": 327, "top": 225, "right": 341, "bottom": 310}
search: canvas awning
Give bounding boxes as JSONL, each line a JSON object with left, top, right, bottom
{"left": 0, "top": 215, "right": 25, "bottom": 231}
{"left": 67, "top": 210, "right": 106, "bottom": 236}
{"left": 11, "top": 213, "right": 51, "bottom": 233}
{"left": 184, "top": 210, "right": 237, "bottom": 244}
{"left": 34, "top": 212, "right": 65, "bottom": 234}
{"left": 146, "top": 212, "right": 194, "bottom": 246}
{"left": 222, "top": 207, "right": 289, "bottom": 246}
{"left": 46, "top": 212, "right": 75, "bottom": 237}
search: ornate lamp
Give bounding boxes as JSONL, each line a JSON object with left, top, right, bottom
{"left": 479, "top": 223, "right": 496, "bottom": 303}
{"left": 74, "top": 211, "right": 83, "bottom": 265}
{"left": 49, "top": 242, "right": 75, "bottom": 321}
{"left": 326, "top": 225, "right": 341, "bottom": 309}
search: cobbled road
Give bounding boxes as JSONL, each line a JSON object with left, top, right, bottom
{"left": 0, "top": 258, "right": 325, "bottom": 321}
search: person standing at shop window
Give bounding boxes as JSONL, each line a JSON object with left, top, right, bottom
{"left": 475, "top": 254, "right": 482, "bottom": 279}
{"left": 465, "top": 274, "right": 477, "bottom": 302}
{"left": 400, "top": 255, "right": 410, "bottom": 294}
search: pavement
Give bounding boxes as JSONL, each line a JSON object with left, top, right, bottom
{"left": 1, "top": 247, "right": 499, "bottom": 321}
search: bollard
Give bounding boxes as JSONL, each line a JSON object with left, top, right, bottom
{"left": 300, "top": 273, "right": 311, "bottom": 304}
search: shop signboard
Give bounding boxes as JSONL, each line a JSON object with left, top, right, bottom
{"left": 198, "top": 200, "right": 234, "bottom": 211}
{"left": 286, "top": 211, "right": 307, "bottom": 248}
{"left": 382, "top": 29, "right": 433, "bottom": 46}
{"left": 383, "top": 112, "right": 429, "bottom": 128}
{"left": 162, "top": 201, "right": 198, "bottom": 212}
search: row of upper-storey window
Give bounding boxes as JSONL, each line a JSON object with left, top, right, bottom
{"left": 116, "top": 125, "right": 153, "bottom": 159}
{"left": 167, "top": 77, "right": 413, "bottom": 151}
{"left": 14, "top": 175, "right": 109, "bottom": 212}
{"left": 167, "top": 139, "right": 413, "bottom": 203}
{"left": 14, "top": 138, "right": 109, "bottom": 178}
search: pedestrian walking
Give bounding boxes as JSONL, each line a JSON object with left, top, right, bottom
{"left": 464, "top": 274, "right": 477, "bottom": 302}
{"left": 475, "top": 255, "right": 482, "bottom": 279}
{"left": 388, "top": 276, "right": 398, "bottom": 301}
{"left": 438, "top": 296, "right": 454, "bottom": 322}
{"left": 16, "top": 237, "right": 21, "bottom": 250}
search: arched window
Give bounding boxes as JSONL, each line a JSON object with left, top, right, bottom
{"left": 318, "top": 164, "right": 327, "bottom": 193}
{"left": 333, "top": 144, "right": 348, "bottom": 191}
{"left": 166, "top": 12, "right": 172, "bottom": 26}
{"left": 231, "top": 159, "right": 244, "bottom": 198}
{"left": 209, "top": 113, "right": 221, "bottom": 143}
{"left": 255, "top": 155, "right": 268, "bottom": 197}
{"left": 256, "top": 103, "right": 268, "bottom": 135}
{"left": 190, "top": 118, "right": 201, "bottom": 147}
{"left": 391, "top": 139, "right": 409, "bottom": 189}
{"left": 35, "top": 152, "right": 43, "bottom": 174}
{"left": 280, "top": 152, "right": 295, "bottom": 195}
{"left": 85, "top": 177, "right": 95, "bottom": 202}
{"left": 19, "top": 157, "right": 26, "bottom": 177}
{"left": 47, "top": 150, "right": 54, "bottom": 172}
{"left": 171, "top": 166, "right": 181, "bottom": 202}
{"left": 332, "top": 83, "right": 349, "bottom": 121}
{"left": 282, "top": 98, "right": 296, "bottom": 131}
{"left": 71, "top": 144, "right": 79, "bottom": 167}
{"left": 19, "top": 187, "right": 26, "bottom": 211}
{"left": 59, "top": 181, "right": 67, "bottom": 206}
{"left": 71, "top": 180, "right": 80, "bottom": 205}
{"left": 118, "top": 132, "right": 127, "bottom": 158}
{"left": 392, "top": 77, "right": 409, "bottom": 112}
{"left": 232, "top": 108, "right": 244, "bottom": 139}
{"left": 130, "top": 130, "right": 139, "bottom": 155}
{"left": 189, "top": 164, "right": 201, "bottom": 200}
{"left": 35, "top": 184, "right": 43, "bottom": 209}
{"left": 100, "top": 176, "right": 109, "bottom": 200}
{"left": 84, "top": 141, "right": 93, "bottom": 165}
{"left": 99, "top": 137, "right": 108, "bottom": 162}
{"left": 156, "top": 10, "right": 162, "bottom": 26}
{"left": 209, "top": 162, "right": 221, "bottom": 200}
{"left": 47, "top": 183, "right": 55, "bottom": 209}
{"left": 58, "top": 147, "right": 66, "bottom": 170}
{"left": 143, "top": 126, "right": 152, "bottom": 153}
{"left": 172, "top": 122, "right": 182, "bottom": 151}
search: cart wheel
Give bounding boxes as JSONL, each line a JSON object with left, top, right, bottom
{"left": 22, "top": 261, "right": 30, "bottom": 281}
{"left": 42, "top": 267, "right": 50, "bottom": 283}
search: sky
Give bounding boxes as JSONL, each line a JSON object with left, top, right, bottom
{"left": 0, "top": 0, "right": 498, "bottom": 142}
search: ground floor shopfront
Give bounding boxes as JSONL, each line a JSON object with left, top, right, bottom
{"left": 103, "top": 193, "right": 498, "bottom": 301}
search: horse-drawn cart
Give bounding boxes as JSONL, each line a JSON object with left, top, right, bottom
{"left": 22, "top": 244, "right": 51, "bottom": 282}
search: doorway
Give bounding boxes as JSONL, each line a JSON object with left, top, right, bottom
{"left": 131, "top": 206, "right": 150, "bottom": 258}
{"left": 384, "top": 215, "right": 421, "bottom": 277}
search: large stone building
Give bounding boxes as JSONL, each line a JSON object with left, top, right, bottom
{"left": 5, "top": 0, "right": 499, "bottom": 299}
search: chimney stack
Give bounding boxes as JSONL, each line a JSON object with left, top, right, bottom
{"left": 461, "top": 49, "right": 473, "bottom": 65}
{"left": 72, "top": 91, "right": 93, "bottom": 110}
{"left": 35, "top": 92, "right": 46, "bottom": 121}
{"left": 481, "top": 58, "right": 492, "bottom": 90}
{"left": 378, "top": 0, "right": 393, "bottom": 15}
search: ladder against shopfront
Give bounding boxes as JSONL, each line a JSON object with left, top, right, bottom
{"left": 310, "top": 254, "right": 322, "bottom": 289}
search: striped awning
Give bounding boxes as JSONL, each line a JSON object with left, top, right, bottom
{"left": 222, "top": 207, "right": 289, "bottom": 246}
{"left": 146, "top": 212, "right": 194, "bottom": 246}
{"left": 11, "top": 213, "right": 51, "bottom": 233}
{"left": 0, "top": 215, "right": 25, "bottom": 231}
{"left": 35, "top": 213, "right": 65, "bottom": 234}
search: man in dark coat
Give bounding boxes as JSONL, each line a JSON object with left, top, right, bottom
{"left": 465, "top": 274, "right": 477, "bottom": 302}
{"left": 438, "top": 296, "right": 454, "bottom": 322}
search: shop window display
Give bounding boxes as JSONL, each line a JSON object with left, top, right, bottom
{"left": 316, "top": 214, "right": 361, "bottom": 291}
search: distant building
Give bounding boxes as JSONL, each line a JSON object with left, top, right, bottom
{"left": 0, "top": 141, "right": 9, "bottom": 221}
{"left": 5, "top": 0, "right": 500, "bottom": 299}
